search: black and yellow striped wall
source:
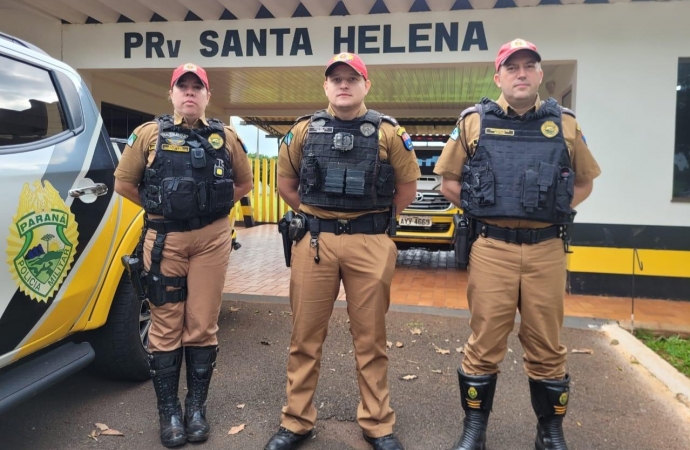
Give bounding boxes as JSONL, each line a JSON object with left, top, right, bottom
{"left": 567, "top": 223, "right": 690, "bottom": 301}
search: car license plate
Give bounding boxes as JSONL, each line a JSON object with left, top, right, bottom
{"left": 399, "top": 215, "right": 432, "bottom": 227}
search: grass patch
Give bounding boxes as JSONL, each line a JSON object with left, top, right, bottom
{"left": 634, "top": 329, "right": 690, "bottom": 378}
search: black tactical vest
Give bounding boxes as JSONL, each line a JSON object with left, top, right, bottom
{"left": 139, "top": 115, "right": 234, "bottom": 222}
{"left": 298, "top": 110, "right": 395, "bottom": 211}
{"left": 460, "top": 98, "right": 575, "bottom": 224}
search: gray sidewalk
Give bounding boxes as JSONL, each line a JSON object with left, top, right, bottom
{"left": 1, "top": 300, "right": 688, "bottom": 450}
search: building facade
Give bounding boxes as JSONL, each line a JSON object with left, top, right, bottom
{"left": 1, "top": 0, "right": 688, "bottom": 300}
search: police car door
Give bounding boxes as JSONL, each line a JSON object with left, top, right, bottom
{"left": 0, "top": 40, "right": 119, "bottom": 368}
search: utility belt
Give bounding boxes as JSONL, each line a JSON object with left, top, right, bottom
{"left": 278, "top": 210, "right": 393, "bottom": 267}
{"left": 474, "top": 222, "right": 568, "bottom": 245}
{"left": 305, "top": 212, "right": 390, "bottom": 236}
{"left": 145, "top": 214, "right": 225, "bottom": 234}
{"left": 452, "top": 216, "right": 570, "bottom": 270}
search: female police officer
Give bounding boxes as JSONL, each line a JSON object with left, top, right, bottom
{"left": 264, "top": 53, "right": 420, "bottom": 450}
{"left": 114, "top": 63, "right": 253, "bottom": 448}
{"left": 435, "top": 40, "right": 601, "bottom": 450}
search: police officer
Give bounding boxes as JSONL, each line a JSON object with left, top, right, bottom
{"left": 114, "top": 63, "right": 253, "bottom": 448}
{"left": 264, "top": 53, "right": 420, "bottom": 450}
{"left": 434, "top": 40, "right": 601, "bottom": 450}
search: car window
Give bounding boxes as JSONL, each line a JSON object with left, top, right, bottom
{"left": 0, "top": 54, "right": 68, "bottom": 147}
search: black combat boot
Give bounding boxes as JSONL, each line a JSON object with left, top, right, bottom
{"left": 184, "top": 346, "right": 218, "bottom": 442}
{"left": 529, "top": 375, "right": 570, "bottom": 450}
{"left": 450, "top": 369, "right": 497, "bottom": 450}
{"left": 149, "top": 348, "right": 186, "bottom": 448}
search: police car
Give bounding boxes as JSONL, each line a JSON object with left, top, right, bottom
{"left": 0, "top": 33, "right": 151, "bottom": 414}
{"left": 391, "top": 145, "right": 462, "bottom": 250}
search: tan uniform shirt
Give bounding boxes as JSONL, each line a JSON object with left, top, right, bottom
{"left": 277, "top": 104, "right": 422, "bottom": 219}
{"left": 434, "top": 94, "right": 601, "bottom": 229}
{"left": 114, "top": 111, "right": 253, "bottom": 187}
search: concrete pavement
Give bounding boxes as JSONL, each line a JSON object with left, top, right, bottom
{"left": 1, "top": 300, "right": 688, "bottom": 450}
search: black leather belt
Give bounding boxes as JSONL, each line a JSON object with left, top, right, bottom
{"left": 145, "top": 214, "right": 224, "bottom": 234}
{"left": 475, "top": 222, "right": 566, "bottom": 245}
{"left": 306, "top": 212, "right": 389, "bottom": 235}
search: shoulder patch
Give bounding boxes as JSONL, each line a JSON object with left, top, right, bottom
{"left": 397, "top": 127, "right": 414, "bottom": 151}
{"left": 282, "top": 131, "right": 294, "bottom": 147}
{"left": 449, "top": 127, "right": 460, "bottom": 141}
{"left": 237, "top": 136, "right": 248, "bottom": 153}
{"left": 127, "top": 132, "right": 137, "bottom": 147}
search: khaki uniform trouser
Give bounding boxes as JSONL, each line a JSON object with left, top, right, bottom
{"left": 462, "top": 236, "right": 568, "bottom": 380}
{"left": 281, "top": 231, "right": 398, "bottom": 438}
{"left": 143, "top": 216, "right": 232, "bottom": 351}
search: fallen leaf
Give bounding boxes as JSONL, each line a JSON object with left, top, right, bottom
{"left": 433, "top": 343, "right": 450, "bottom": 355}
{"left": 431, "top": 369, "right": 442, "bottom": 374}
{"left": 229, "top": 306, "right": 241, "bottom": 312}
{"left": 95, "top": 423, "right": 109, "bottom": 432}
{"left": 236, "top": 404, "right": 245, "bottom": 409}
{"left": 610, "top": 339, "right": 619, "bottom": 346}
{"left": 630, "top": 356, "right": 639, "bottom": 364}
{"left": 410, "top": 328, "right": 422, "bottom": 335}
{"left": 395, "top": 342, "right": 404, "bottom": 348}
{"left": 88, "top": 430, "right": 98, "bottom": 441}
{"left": 571, "top": 348, "right": 594, "bottom": 355}
{"left": 228, "top": 424, "right": 246, "bottom": 435}
{"left": 100, "top": 429, "right": 124, "bottom": 436}
{"left": 456, "top": 347, "right": 464, "bottom": 353}
{"left": 401, "top": 375, "right": 417, "bottom": 381}
{"left": 386, "top": 341, "right": 393, "bottom": 349}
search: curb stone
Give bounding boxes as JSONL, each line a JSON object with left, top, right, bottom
{"left": 601, "top": 323, "right": 690, "bottom": 411}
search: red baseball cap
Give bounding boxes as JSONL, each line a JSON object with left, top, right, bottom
{"left": 170, "top": 63, "right": 209, "bottom": 90}
{"left": 495, "top": 39, "right": 541, "bottom": 72}
{"left": 325, "top": 52, "right": 368, "bottom": 80}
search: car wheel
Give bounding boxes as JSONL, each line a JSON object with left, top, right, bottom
{"left": 89, "top": 273, "right": 151, "bottom": 381}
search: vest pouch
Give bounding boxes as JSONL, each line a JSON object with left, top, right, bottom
{"left": 299, "top": 153, "right": 321, "bottom": 194}
{"left": 476, "top": 163, "right": 495, "bottom": 206}
{"left": 345, "top": 169, "right": 366, "bottom": 196}
{"left": 555, "top": 167, "right": 575, "bottom": 214}
{"left": 324, "top": 165, "right": 346, "bottom": 194}
{"left": 537, "top": 162, "right": 556, "bottom": 209}
{"left": 376, "top": 163, "right": 395, "bottom": 198}
{"left": 210, "top": 179, "right": 235, "bottom": 215}
{"left": 521, "top": 169, "right": 540, "bottom": 211}
{"left": 161, "top": 177, "right": 199, "bottom": 220}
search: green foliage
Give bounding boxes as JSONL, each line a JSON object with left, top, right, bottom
{"left": 635, "top": 329, "right": 690, "bottom": 378}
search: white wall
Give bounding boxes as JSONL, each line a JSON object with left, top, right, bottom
{"left": 0, "top": 8, "right": 61, "bottom": 59}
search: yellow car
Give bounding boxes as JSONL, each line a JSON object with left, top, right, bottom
{"left": 392, "top": 146, "right": 462, "bottom": 250}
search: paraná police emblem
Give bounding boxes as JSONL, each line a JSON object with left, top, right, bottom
{"left": 208, "top": 133, "right": 224, "bottom": 150}
{"left": 360, "top": 123, "right": 376, "bottom": 137}
{"left": 541, "top": 121, "right": 559, "bottom": 138}
{"left": 6, "top": 181, "right": 79, "bottom": 303}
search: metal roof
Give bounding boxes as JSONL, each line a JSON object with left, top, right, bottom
{"left": 0, "top": 0, "right": 667, "bottom": 25}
